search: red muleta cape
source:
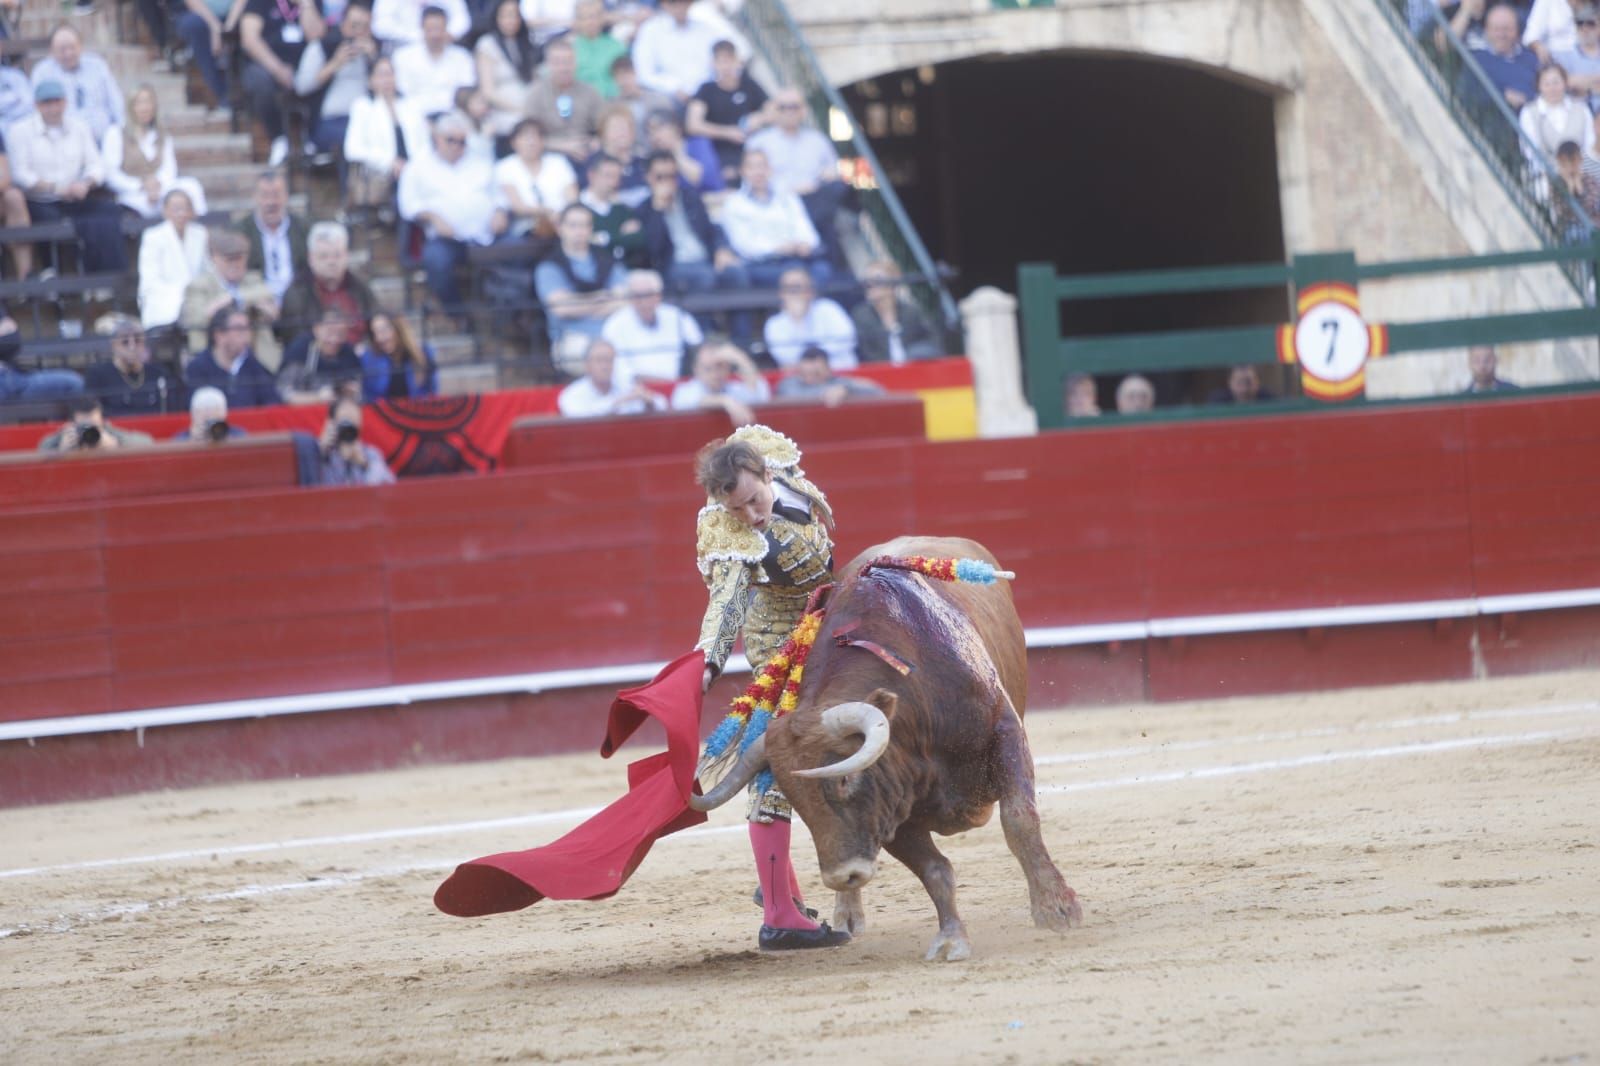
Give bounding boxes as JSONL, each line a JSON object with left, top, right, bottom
{"left": 433, "top": 651, "right": 709, "bottom": 917}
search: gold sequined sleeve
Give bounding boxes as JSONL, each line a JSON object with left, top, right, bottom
{"left": 696, "top": 559, "right": 752, "bottom": 677}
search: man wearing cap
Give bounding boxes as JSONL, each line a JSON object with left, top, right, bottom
{"left": 83, "top": 314, "right": 183, "bottom": 417}
{"left": 28, "top": 25, "right": 124, "bottom": 142}
{"left": 181, "top": 229, "right": 284, "bottom": 371}
{"left": 6, "top": 79, "right": 127, "bottom": 272}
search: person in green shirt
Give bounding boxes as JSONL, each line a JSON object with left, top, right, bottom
{"left": 571, "top": 0, "right": 628, "bottom": 98}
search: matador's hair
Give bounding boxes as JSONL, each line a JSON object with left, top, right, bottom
{"left": 694, "top": 438, "right": 766, "bottom": 499}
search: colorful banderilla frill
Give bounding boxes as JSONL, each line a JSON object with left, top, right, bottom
{"left": 698, "top": 555, "right": 1014, "bottom": 794}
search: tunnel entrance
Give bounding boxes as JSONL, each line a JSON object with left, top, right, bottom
{"left": 842, "top": 52, "right": 1290, "bottom": 403}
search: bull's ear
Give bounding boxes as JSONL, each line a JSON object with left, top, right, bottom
{"left": 867, "top": 688, "right": 899, "bottom": 723}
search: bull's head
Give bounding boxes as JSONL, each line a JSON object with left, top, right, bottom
{"left": 689, "top": 690, "right": 900, "bottom": 891}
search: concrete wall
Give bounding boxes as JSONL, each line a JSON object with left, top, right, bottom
{"left": 791, "top": 0, "right": 1599, "bottom": 394}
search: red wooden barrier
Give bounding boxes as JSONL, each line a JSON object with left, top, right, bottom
{"left": 0, "top": 434, "right": 300, "bottom": 508}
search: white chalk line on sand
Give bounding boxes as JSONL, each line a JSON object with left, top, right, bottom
{"left": 3, "top": 713, "right": 1597, "bottom": 941}
{"left": 5, "top": 698, "right": 1598, "bottom": 885}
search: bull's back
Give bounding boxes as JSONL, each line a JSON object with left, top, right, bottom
{"left": 840, "top": 536, "right": 1028, "bottom": 716}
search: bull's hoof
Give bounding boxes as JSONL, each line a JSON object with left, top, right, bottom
{"left": 758, "top": 923, "right": 852, "bottom": 952}
{"left": 833, "top": 889, "right": 866, "bottom": 936}
{"left": 1032, "top": 888, "right": 1083, "bottom": 931}
{"left": 924, "top": 928, "right": 972, "bottom": 963}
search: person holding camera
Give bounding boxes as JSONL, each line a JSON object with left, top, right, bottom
{"left": 318, "top": 395, "right": 395, "bottom": 486}
{"left": 173, "top": 386, "right": 249, "bottom": 443}
{"left": 37, "top": 395, "right": 154, "bottom": 452}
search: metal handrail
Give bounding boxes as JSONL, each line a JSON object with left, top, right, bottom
{"left": 1374, "top": 0, "right": 1596, "bottom": 295}
{"left": 734, "top": 0, "right": 961, "bottom": 334}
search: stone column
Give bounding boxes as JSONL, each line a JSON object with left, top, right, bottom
{"left": 960, "top": 286, "right": 1038, "bottom": 438}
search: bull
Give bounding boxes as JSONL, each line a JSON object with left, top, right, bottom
{"left": 691, "top": 535, "right": 1082, "bottom": 961}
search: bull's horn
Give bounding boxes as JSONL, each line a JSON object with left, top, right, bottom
{"left": 792, "top": 702, "right": 891, "bottom": 779}
{"left": 688, "top": 734, "right": 768, "bottom": 811}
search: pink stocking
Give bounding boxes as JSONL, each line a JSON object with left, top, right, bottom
{"left": 750, "top": 819, "right": 818, "bottom": 930}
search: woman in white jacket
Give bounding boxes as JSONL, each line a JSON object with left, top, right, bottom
{"left": 344, "top": 57, "right": 429, "bottom": 209}
{"left": 102, "top": 85, "right": 208, "bottom": 219}
{"left": 137, "top": 189, "right": 209, "bottom": 330}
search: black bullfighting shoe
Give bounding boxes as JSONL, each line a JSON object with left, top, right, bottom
{"left": 758, "top": 923, "right": 852, "bottom": 952}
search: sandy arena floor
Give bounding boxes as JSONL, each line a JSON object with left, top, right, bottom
{"left": 3, "top": 671, "right": 1599, "bottom": 1065}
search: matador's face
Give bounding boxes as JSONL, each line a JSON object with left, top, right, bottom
{"left": 723, "top": 469, "right": 775, "bottom": 532}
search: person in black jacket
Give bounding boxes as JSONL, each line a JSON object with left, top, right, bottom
{"left": 635, "top": 150, "right": 752, "bottom": 344}
{"left": 183, "top": 306, "right": 281, "bottom": 408}
{"left": 83, "top": 314, "right": 183, "bottom": 416}
{"left": 851, "top": 260, "right": 943, "bottom": 365}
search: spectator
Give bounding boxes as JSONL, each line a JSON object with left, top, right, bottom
{"left": 372, "top": 0, "right": 469, "bottom": 45}
{"left": 570, "top": 0, "right": 626, "bottom": 98}
{"left": 580, "top": 153, "right": 646, "bottom": 264}
{"left": 1525, "top": 0, "right": 1580, "bottom": 62}
{"left": 721, "top": 148, "right": 830, "bottom": 289}
{"left": 181, "top": 229, "right": 283, "bottom": 370}
{"left": 524, "top": 36, "right": 603, "bottom": 162}
{"left": 643, "top": 108, "right": 719, "bottom": 194}
{"left": 774, "top": 345, "right": 883, "bottom": 406}
{"left": 344, "top": 56, "right": 427, "bottom": 210}
{"left": 84, "top": 314, "right": 182, "bottom": 416}
{"left": 317, "top": 394, "right": 396, "bottom": 485}
{"left": 0, "top": 304, "right": 84, "bottom": 405}
{"left": 631, "top": 0, "right": 719, "bottom": 104}
{"left": 687, "top": 39, "right": 771, "bottom": 185}
{"left": 184, "top": 305, "right": 281, "bottom": 408}
{"left": 280, "top": 220, "right": 378, "bottom": 351}
{"left": 138, "top": 189, "right": 210, "bottom": 330}
{"left": 235, "top": 169, "right": 310, "bottom": 300}
{"left": 1555, "top": 140, "right": 1600, "bottom": 234}
{"left": 1446, "top": 0, "right": 1492, "bottom": 50}
{"left": 8, "top": 81, "right": 128, "bottom": 273}
{"left": 1116, "top": 374, "right": 1155, "bottom": 414}
{"left": 1064, "top": 372, "right": 1101, "bottom": 418}
{"left": 0, "top": 54, "right": 32, "bottom": 127}
{"left": 852, "top": 260, "right": 943, "bottom": 364}
{"left": 0, "top": 132, "right": 34, "bottom": 279}
{"left": 30, "top": 25, "right": 125, "bottom": 142}
{"left": 239, "top": 0, "right": 324, "bottom": 167}
{"left": 601, "top": 268, "right": 703, "bottom": 381}
{"left": 1465, "top": 344, "right": 1521, "bottom": 390}
{"left": 280, "top": 308, "right": 364, "bottom": 403}
{"left": 1554, "top": 4, "right": 1600, "bottom": 108}
{"left": 176, "top": 0, "right": 238, "bottom": 108}
{"left": 174, "top": 385, "right": 248, "bottom": 441}
{"left": 102, "top": 84, "right": 210, "bottom": 219}
{"left": 1471, "top": 5, "right": 1540, "bottom": 114}
{"left": 1207, "top": 364, "right": 1278, "bottom": 404}
{"left": 394, "top": 5, "right": 477, "bottom": 115}
{"left": 398, "top": 111, "right": 503, "bottom": 319}
{"left": 534, "top": 202, "right": 625, "bottom": 371}
{"left": 746, "top": 88, "right": 852, "bottom": 270}
{"left": 557, "top": 336, "right": 666, "bottom": 417}
{"left": 37, "top": 395, "right": 154, "bottom": 452}
{"left": 636, "top": 150, "right": 751, "bottom": 342}
{"left": 610, "top": 56, "right": 674, "bottom": 155}
{"left": 360, "top": 310, "right": 437, "bottom": 401}
{"left": 494, "top": 117, "right": 578, "bottom": 236}
{"left": 586, "top": 104, "right": 646, "bottom": 200}
{"left": 669, "top": 339, "right": 768, "bottom": 423}
{"left": 762, "top": 266, "right": 856, "bottom": 369}
{"left": 1520, "top": 63, "right": 1594, "bottom": 157}
{"left": 295, "top": 0, "right": 381, "bottom": 155}
{"left": 518, "top": 0, "right": 577, "bottom": 46}
{"left": 452, "top": 85, "right": 498, "bottom": 160}
{"left": 474, "top": 0, "right": 541, "bottom": 142}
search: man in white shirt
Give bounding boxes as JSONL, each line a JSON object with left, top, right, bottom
{"left": 398, "top": 112, "right": 504, "bottom": 317}
{"left": 746, "top": 87, "right": 853, "bottom": 274}
{"left": 29, "top": 25, "right": 125, "bottom": 142}
{"left": 761, "top": 266, "right": 857, "bottom": 369}
{"left": 8, "top": 81, "right": 127, "bottom": 272}
{"left": 601, "top": 269, "right": 704, "bottom": 382}
{"left": 669, "top": 339, "right": 769, "bottom": 424}
{"left": 557, "top": 337, "right": 666, "bottom": 417}
{"left": 372, "top": 0, "right": 471, "bottom": 46}
{"left": 393, "top": 6, "right": 477, "bottom": 115}
{"left": 630, "top": 0, "right": 720, "bottom": 103}
{"left": 1525, "top": 0, "right": 1581, "bottom": 62}
{"left": 719, "top": 147, "right": 831, "bottom": 290}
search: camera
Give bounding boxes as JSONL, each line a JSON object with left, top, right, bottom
{"left": 335, "top": 421, "right": 360, "bottom": 445}
{"left": 205, "top": 420, "right": 231, "bottom": 443}
{"left": 75, "top": 424, "right": 102, "bottom": 449}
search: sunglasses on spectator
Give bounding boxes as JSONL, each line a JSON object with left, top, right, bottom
{"left": 441, "top": 135, "right": 467, "bottom": 146}
{"left": 779, "top": 283, "right": 813, "bottom": 293}
{"left": 648, "top": 170, "right": 677, "bottom": 182}
{"left": 113, "top": 333, "right": 147, "bottom": 345}
{"left": 777, "top": 103, "right": 803, "bottom": 110}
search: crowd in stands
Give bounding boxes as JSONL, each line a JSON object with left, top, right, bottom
{"left": 0, "top": 0, "right": 954, "bottom": 459}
